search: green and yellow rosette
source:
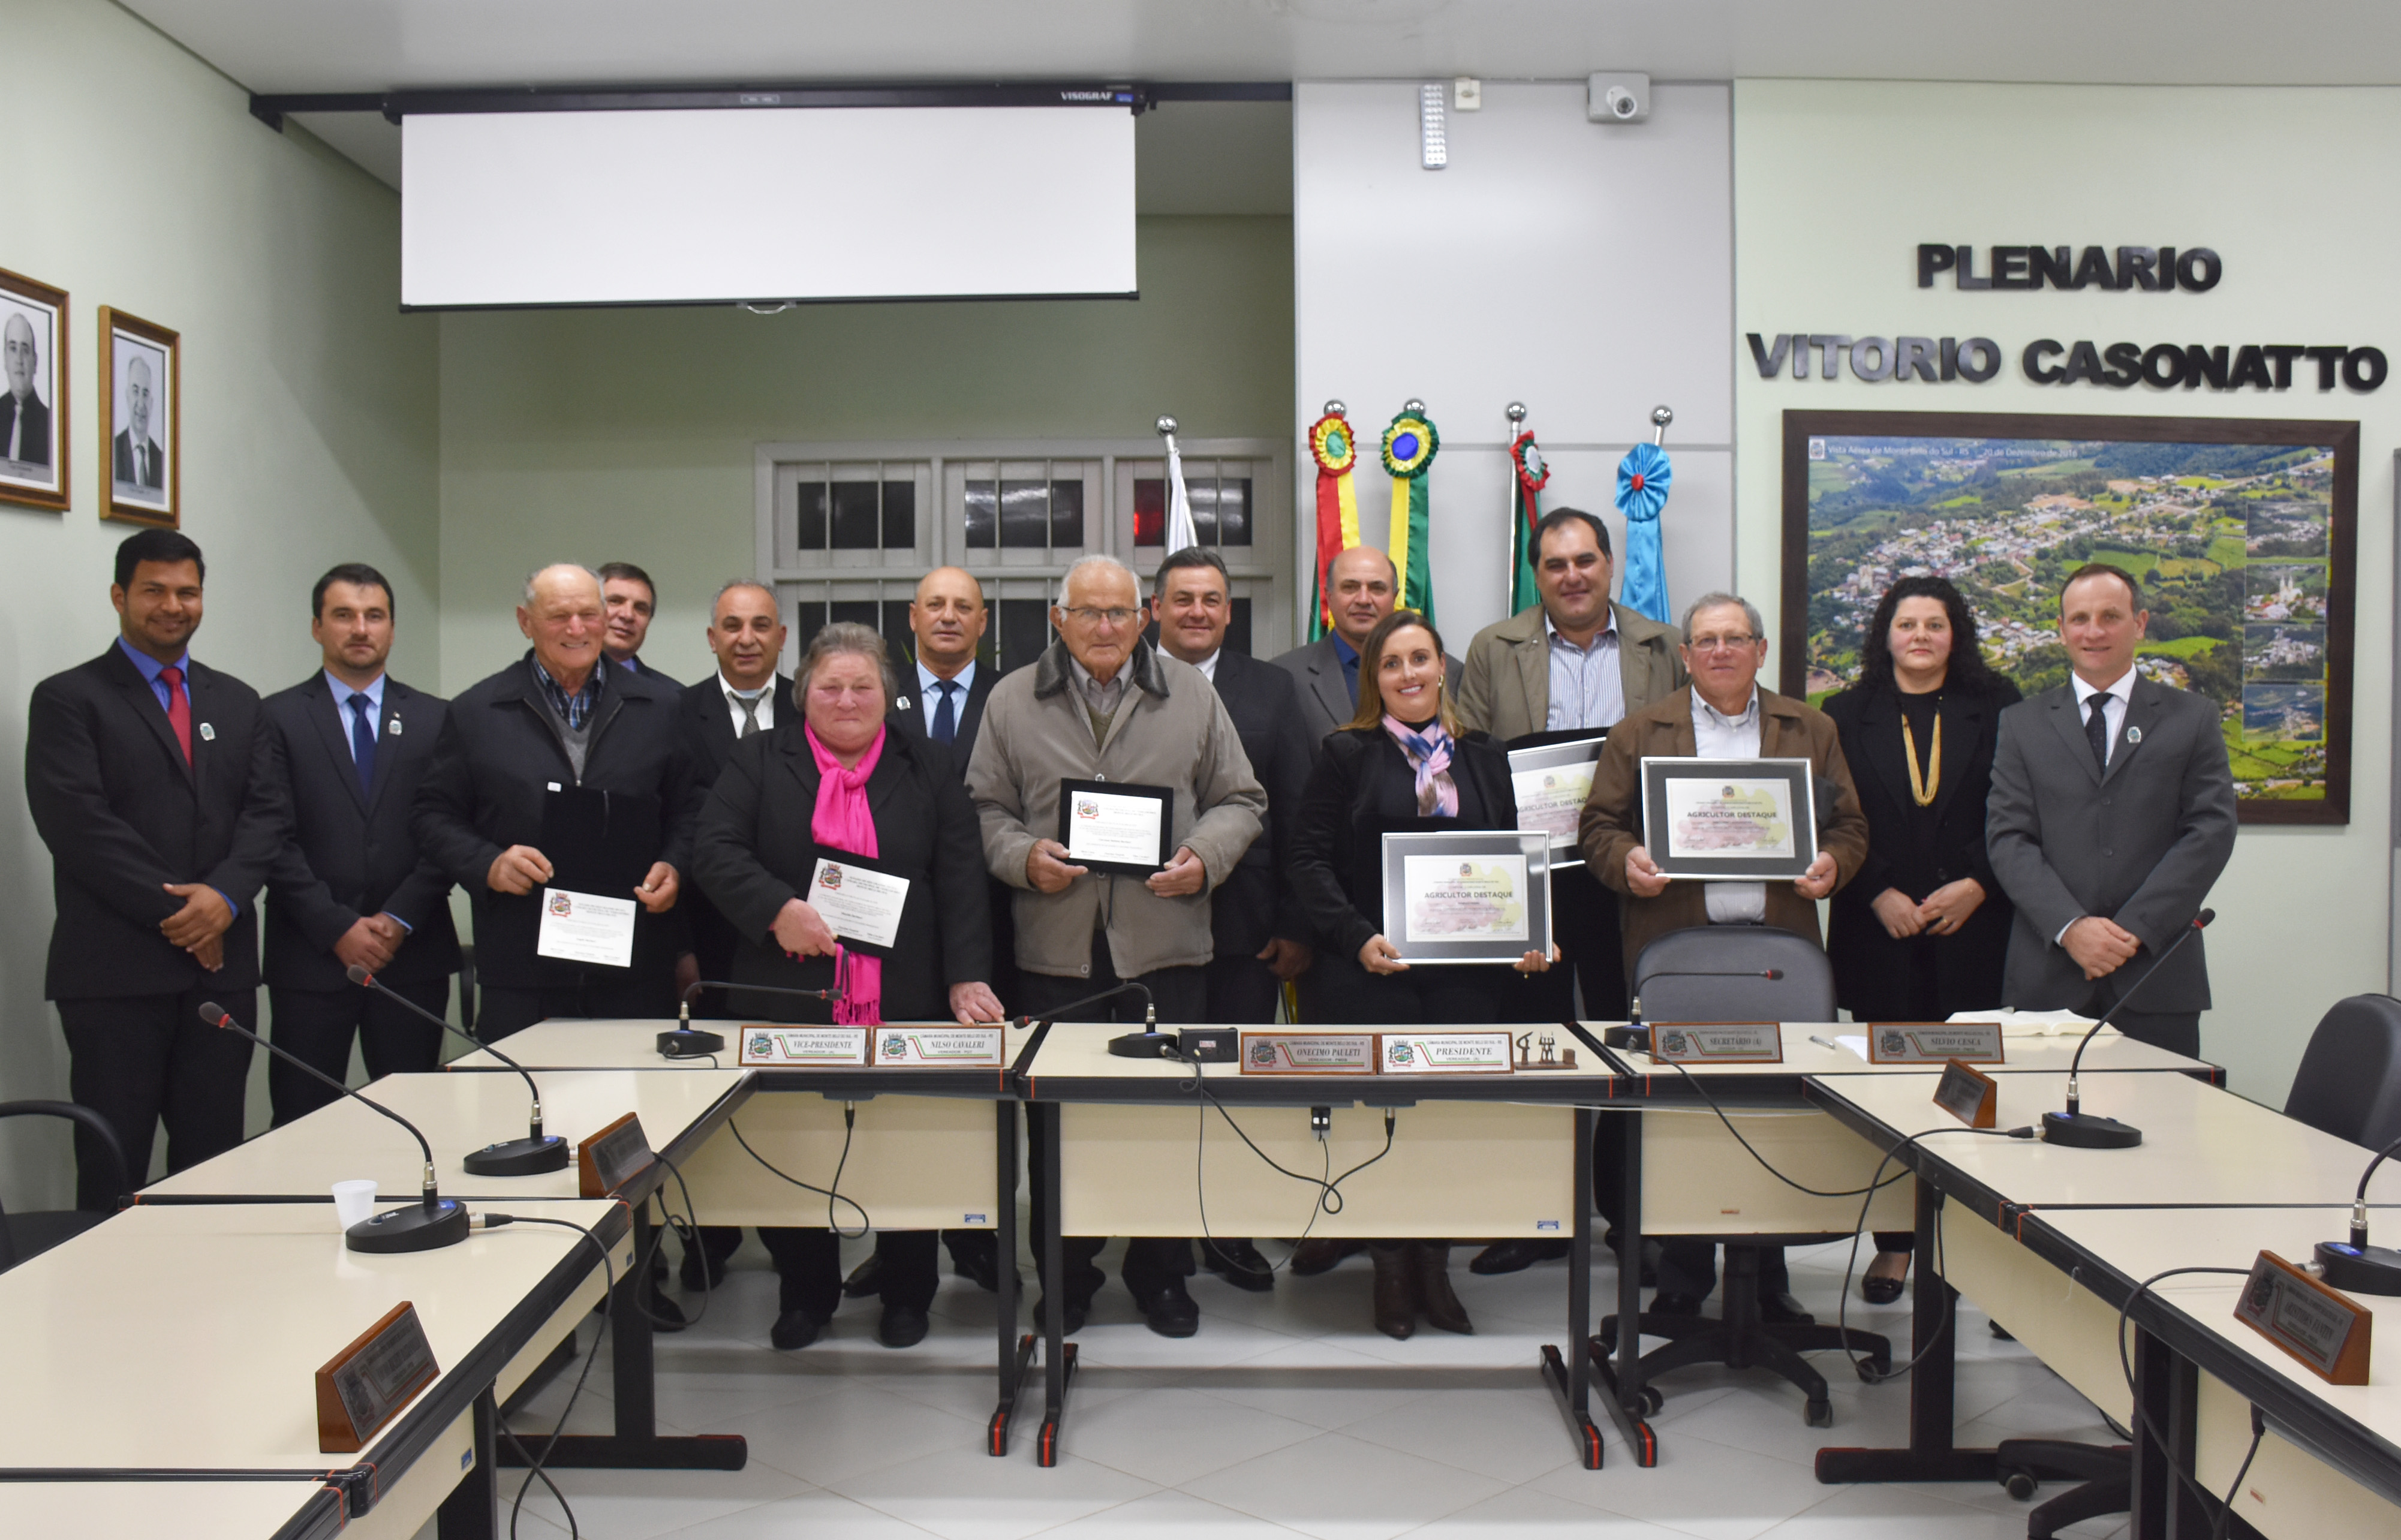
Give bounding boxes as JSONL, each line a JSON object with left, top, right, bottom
{"left": 1380, "top": 408, "right": 1440, "bottom": 619}
{"left": 1307, "top": 411, "right": 1364, "bottom": 639}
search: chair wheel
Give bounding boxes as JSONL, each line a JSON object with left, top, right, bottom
{"left": 1804, "top": 1398, "right": 1832, "bottom": 1428}
{"left": 1637, "top": 1385, "right": 1664, "bottom": 1416}
{"left": 2003, "top": 1470, "right": 2039, "bottom": 1501}
{"left": 1855, "top": 1359, "right": 1882, "bottom": 1383}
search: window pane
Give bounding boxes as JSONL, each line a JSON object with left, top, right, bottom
{"left": 881, "top": 480, "right": 915, "bottom": 551}
{"left": 1210, "top": 478, "right": 1253, "bottom": 546}
{"left": 1229, "top": 597, "right": 1253, "bottom": 655}
{"left": 998, "top": 599, "right": 1051, "bottom": 672}
{"left": 880, "top": 599, "right": 914, "bottom": 673}
{"left": 796, "top": 483, "right": 828, "bottom": 551}
{"left": 831, "top": 483, "right": 881, "bottom": 549}
{"left": 792, "top": 600, "right": 831, "bottom": 654}
{"left": 830, "top": 599, "right": 880, "bottom": 634}
{"left": 999, "top": 480, "right": 1049, "bottom": 549}
{"left": 963, "top": 481, "right": 997, "bottom": 549}
{"left": 1132, "top": 477, "right": 1166, "bottom": 547}
{"left": 1050, "top": 478, "right": 1084, "bottom": 548}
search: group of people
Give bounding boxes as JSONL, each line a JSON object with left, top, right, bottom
{"left": 29, "top": 512, "right": 2236, "bottom": 1355}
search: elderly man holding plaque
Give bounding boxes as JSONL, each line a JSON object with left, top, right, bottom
{"left": 967, "top": 554, "right": 1265, "bottom": 1339}
{"left": 1578, "top": 591, "right": 1868, "bottom": 1321}
{"left": 693, "top": 622, "right": 1002, "bottom": 1352}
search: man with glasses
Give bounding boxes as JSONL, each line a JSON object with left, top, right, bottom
{"left": 967, "top": 554, "right": 1265, "bottom": 1337}
{"left": 1577, "top": 592, "right": 1868, "bottom": 1321}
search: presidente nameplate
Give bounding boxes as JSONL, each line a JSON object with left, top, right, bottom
{"left": 1931, "top": 1060, "right": 1999, "bottom": 1129}
{"left": 577, "top": 1111, "right": 654, "bottom": 1198}
{"left": 1650, "top": 1022, "right": 1783, "bottom": 1065}
{"left": 739, "top": 1025, "right": 869, "bottom": 1067}
{"left": 1379, "top": 1031, "right": 1515, "bottom": 1075}
{"left": 1239, "top": 1032, "right": 1376, "bottom": 1075}
{"left": 873, "top": 1025, "right": 1006, "bottom": 1067}
{"left": 1869, "top": 1021, "right": 2006, "bottom": 1065}
{"left": 315, "top": 1302, "right": 440, "bottom": 1454}
{"left": 2235, "top": 1249, "right": 2373, "bottom": 1385}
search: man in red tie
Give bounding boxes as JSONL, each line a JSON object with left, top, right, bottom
{"left": 26, "top": 528, "right": 281, "bottom": 1209}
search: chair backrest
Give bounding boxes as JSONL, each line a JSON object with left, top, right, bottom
{"left": 0, "top": 1101, "right": 131, "bottom": 1272}
{"left": 1632, "top": 926, "right": 1837, "bottom": 1025}
{"left": 2284, "top": 995, "right": 2401, "bottom": 1150}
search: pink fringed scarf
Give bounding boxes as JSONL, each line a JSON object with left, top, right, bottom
{"left": 805, "top": 722, "right": 886, "bottom": 1025}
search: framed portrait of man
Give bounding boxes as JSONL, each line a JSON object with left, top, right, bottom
{"left": 0, "top": 267, "right": 68, "bottom": 513}
{"left": 100, "top": 305, "right": 177, "bottom": 528}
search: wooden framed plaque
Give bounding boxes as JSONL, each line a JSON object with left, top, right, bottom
{"left": 1379, "top": 829, "right": 1551, "bottom": 964}
{"left": 1378, "top": 1031, "right": 1514, "bottom": 1075}
{"left": 873, "top": 1025, "right": 1006, "bottom": 1067}
{"left": 2234, "top": 1249, "right": 2372, "bottom": 1385}
{"left": 1650, "top": 1022, "right": 1784, "bottom": 1065}
{"left": 315, "top": 1302, "right": 439, "bottom": 1454}
{"left": 1640, "top": 756, "right": 1818, "bottom": 881}
{"left": 1239, "top": 1033, "right": 1376, "bottom": 1075}
{"left": 1508, "top": 734, "right": 1606, "bottom": 868}
{"left": 740, "top": 1025, "right": 869, "bottom": 1067}
{"left": 1932, "top": 1060, "right": 1999, "bottom": 1129}
{"left": 577, "top": 1111, "right": 654, "bottom": 1198}
{"left": 1057, "top": 778, "right": 1174, "bottom": 877}
{"left": 1869, "top": 1022, "right": 2006, "bottom": 1065}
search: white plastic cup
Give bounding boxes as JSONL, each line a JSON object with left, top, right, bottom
{"left": 332, "top": 1179, "right": 378, "bottom": 1230}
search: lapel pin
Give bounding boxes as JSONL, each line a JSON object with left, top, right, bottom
{"left": 389, "top": 717, "right": 402, "bottom": 735}
{"left": 198, "top": 722, "right": 215, "bottom": 742}
{"left": 2125, "top": 725, "right": 2142, "bottom": 744}
{"left": 897, "top": 696, "right": 911, "bottom": 710}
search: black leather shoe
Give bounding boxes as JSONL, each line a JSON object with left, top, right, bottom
{"left": 844, "top": 1253, "right": 884, "bottom": 1299}
{"left": 769, "top": 1310, "right": 825, "bottom": 1350}
{"left": 1201, "top": 1239, "right": 1275, "bottom": 1292}
{"left": 1469, "top": 1238, "right": 1571, "bottom": 1276}
{"left": 1033, "top": 1297, "right": 1089, "bottom": 1336}
{"left": 1860, "top": 1252, "right": 1909, "bottom": 1305}
{"left": 1136, "top": 1281, "right": 1200, "bottom": 1338}
{"left": 878, "top": 1305, "right": 930, "bottom": 1348}
{"left": 952, "top": 1243, "right": 1001, "bottom": 1294}
{"left": 1648, "top": 1292, "right": 1703, "bottom": 1318}
{"left": 1288, "top": 1237, "right": 1366, "bottom": 1276}
{"left": 679, "top": 1247, "right": 728, "bottom": 1292}
{"left": 1760, "top": 1292, "right": 1815, "bottom": 1325}
{"left": 648, "top": 1287, "right": 687, "bottom": 1333}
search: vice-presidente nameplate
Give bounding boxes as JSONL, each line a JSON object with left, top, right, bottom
{"left": 1239, "top": 1032, "right": 1377, "bottom": 1075}
{"left": 316, "top": 1301, "right": 440, "bottom": 1454}
{"left": 1869, "top": 1021, "right": 2006, "bottom": 1065}
{"left": 2234, "top": 1249, "right": 2374, "bottom": 1385}
{"left": 873, "top": 1026, "right": 1006, "bottom": 1067}
{"left": 1931, "top": 1059, "right": 1999, "bottom": 1129}
{"left": 1379, "top": 1031, "right": 1515, "bottom": 1075}
{"left": 740, "top": 1025, "right": 869, "bottom": 1067}
{"left": 1650, "top": 1022, "right": 1783, "bottom": 1065}
{"left": 577, "top": 1111, "right": 655, "bottom": 1198}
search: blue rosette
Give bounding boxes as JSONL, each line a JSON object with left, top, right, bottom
{"left": 1615, "top": 441, "right": 1673, "bottom": 623}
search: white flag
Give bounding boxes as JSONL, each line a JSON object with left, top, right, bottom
{"left": 1164, "top": 430, "right": 1200, "bottom": 552}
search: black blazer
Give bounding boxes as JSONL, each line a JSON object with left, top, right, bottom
{"left": 257, "top": 674, "right": 460, "bottom": 991}
{"left": 25, "top": 646, "right": 278, "bottom": 998}
{"left": 2, "top": 390, "right": 49, "bottom": 466}
{"left": 691, "top": 724, "right": 991, "bottom": 1022}
{"left": 112, "top": 429, "right": 164, "bottom": 489}
{"left": 676, "top": 672, "right": 793, "bottom": 980}
{"left": 888, "top": 662, "right": 996, "bottom": 771}
{"left": 1821, "top": 678, "right": 2020, "bottom": 1020}
{"left": 1287, "top": 726, "right": 1518, "bottom": 961}
{"left": 411, "top": 653, "right": 702, "bottom": 990}
{"left": 625, "top": 655, "right": 681, "bottom": 689}
{"left": 1206, "top": 649, "right": 1316, "bottom": 957}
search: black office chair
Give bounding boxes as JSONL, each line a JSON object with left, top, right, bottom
{"left": 1597, "top": 927, "right": 1891, "bottom": 1425}
{"left": 1996, "top": 993, "right": 2401, "bottom": 1538}
{"left": 0, "top": 1102, "right": 129, "bottom": 1273}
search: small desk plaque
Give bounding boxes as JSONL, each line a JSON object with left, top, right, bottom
{"left": 1869, "top": 1022, "right": 2006, "bottom": 1065}
{"left": 873, "top": 1025, "right": 1006, "bottom": 1067}
{"left": 739, "top": 1025, "right": 869, "bottom": 1067}
{"left": 1379, "top": 1031, "right": 1514, "bottom": 1075}
{"left": 1513, "top": 1029, "right": 1578, "bottom": 1071}
{"left": 577, "top": 1111, "right": 654, "bottom": 1198}
{"left": 1239, "top": 1033, "right": 1376, "bottom": 1075}
{"left": 1931, "top": 1060, "right": 1999, "bottom": 1129}
{"left": 2234, "top": 1249, "right": 2373, "bottom": 1385}
{"left": 1650, "top": 1022, "right": 1783, "bottom": 1065}
{"left": 316, "top": 1302, "right": 439, "bottom": 1454}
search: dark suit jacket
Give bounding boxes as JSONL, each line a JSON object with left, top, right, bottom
{"left": 624, "top": 655, "right": 680, "bottom": 689}
{"left": 1206, "top": 650, "right": 1315, "bottom": 957}
{"left": 1821, "top": 679, "right": 2020, "bottom": 1019}
{"left": 257, "top": 674, "right": 460, "bottom": 991}
{"left": 1271, "top": 636, "right": 1464, "bottom": 756}
{"left": 1986, "top": 677, "right": 2237, "bottom": 1013}
{"left": 412, "top": 652, "right": 702, "bottom": 990}
{"left": 676, "top": 672, "right": 793, "bottom": 981}
{"left": 112, "top": 429, "right": 164, "bottom": 490}
{"left": 889, "top": 662, "right": 997, "bottom": 770}
{"left": 2, "top": 390, "right": 49, "bottom": 466}
{"left": 26, "top": 646, "right": 278, "bottom": 998}
{"left": 691, "top": 723, "right": 991, "bottom": 1022}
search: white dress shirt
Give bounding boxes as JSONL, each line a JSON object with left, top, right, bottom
{"left": 721, "top": 673, "right": 775, "bottom": 736}
{"left": 1690, "top": 686, "right": 1768, "bottom": 925}
{"left": 2070, "top": 666, "right": 2135, "bottom": 767}
{"left": 1188, "top": 648, "right": 1221, "bottom": 684}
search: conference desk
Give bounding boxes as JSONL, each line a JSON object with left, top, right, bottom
{"left": 0, "top": 1198, "right": 628, "bottom": 1540}
{"left": 1015, "top": 1019, "right": 1626, "bottom": 1469}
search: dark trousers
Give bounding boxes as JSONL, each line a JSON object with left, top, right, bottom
{"left": 1524, "top": 865, "right": 1630, "bottom": 1022}
{"left": 1019, "top": 934, "right": 1207, "bottom": 1300}
{"left": 762, "top": 1226, "right": 938, "bottom": 1318}
{"left": 1303, "top": 944, "right": 1510, "bottom": 1025}
{"left": 1657, "top": 1240, "right": 1791, "bottom": 1301}
{"left": 1206, "top": 951, "right": 1283, "bottom": 1025}
{"left": 57, "top": 988, "right": 255, "bottom": 1211}
{"left": 476, "top": 976, "right": 678, "bottom": 1042}
{"left": 266, "top": 977, "right": 450, "bottom": 1126}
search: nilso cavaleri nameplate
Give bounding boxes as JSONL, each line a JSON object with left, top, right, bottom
{"left": 873, "top": 1026, "right": 1006, "bottom": 1067}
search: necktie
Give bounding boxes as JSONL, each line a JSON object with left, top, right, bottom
{"left": 2086, "top": 694, "right": 2111, "bottom": 772}
{"left": 348, "top": 693, "right": 377, "bottom": 795}
{"left": 158, "top": 665, "right": 192, "bottom": 764}
{"left": 931, "top": 680, "right": 958, "bottom": 745}
{"left": 736, "top": 693, "right": 761, "bottom": 739}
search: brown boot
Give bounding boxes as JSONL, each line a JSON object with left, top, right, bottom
{"left": 1412, "top": 1241, "right": 1473, "bottom": 1334}
{"left": 1369, "top": 1243, "right": 1416, "bottom": 1339}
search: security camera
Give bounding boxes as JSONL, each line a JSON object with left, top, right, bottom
{"left": 1587, "top": 72, "right": 1650, "bottom": 124}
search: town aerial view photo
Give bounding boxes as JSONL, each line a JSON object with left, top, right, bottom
{"left": 1798, "top": 431, "right": 2342, "bottom": 803}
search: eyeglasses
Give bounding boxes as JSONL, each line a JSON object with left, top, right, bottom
{"left": 1060, "top": 606, "right": 1139, "bottom": 625}
{"left": 1686, "top": 634, "right": 1760, "bottom": 653}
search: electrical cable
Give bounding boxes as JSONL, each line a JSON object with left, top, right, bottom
{"left": 729, "top": 1112, "right": 871, "bottom": 1238}
{"left": 2110, "top": 1265, "right": 2258, "bottom": 1534}
{"left": 648, "top": 1151, "right": 711, "bottom": 1330}
{"left": 478, "top": 1209, "right": 622, "bottom": 1540}
{"left": 1654, "top": 1056, "right": 1924, "bottom": 1199}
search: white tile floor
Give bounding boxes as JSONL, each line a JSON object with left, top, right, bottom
{"left": 446, "top": 1234, "right": 2132, "bottom": 1540}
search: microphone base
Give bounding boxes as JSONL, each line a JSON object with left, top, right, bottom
{"left": 1107, "top": 1030, "right": 1178, "bottom": 1059}
{"left": 656, "top": 1028, "right": 726, "bottom": 1059}
{"left": 347, "top": 1198, "right": 470, "bottom": 1253}
{"left": 463, "top": 1134, "right": 571, "bottom": 1177}
{"left": 2042, "top": 1111, "right": 2144, "bottom": 1149}
{"left": 2315, "top": 1241, "right": 2401, "bottom": 1296}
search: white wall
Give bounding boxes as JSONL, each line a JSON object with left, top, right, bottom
{"left": 0, "top": 0, "right": 440, "bottom": 1209}
{"left": 1734, "top": 79, "right": 2401, "bottom": 1103}
{"left": 1294, "top": 80, "right": 1734, "bottom": 646}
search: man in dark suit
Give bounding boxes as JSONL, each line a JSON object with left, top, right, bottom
{"left": 413, "top": 563, "right": 702, "bottom": 1039}
{"left": 1271, "top": 544, "right": 1461, "bottom": 750}
{"left": 26, "top": 529, "right": 280, "bottom": 1209}
{"left": 112, "top": 356, "right": 165, "bottom": 494}
{"left": 599, "top": 561, "right": 678, "bottom": 686}
{"left": 255, "top": 563, "right": 459, "bottom": 1125}
{"left": 1987, "top": 563, "right": 2238, "bottom": 1057}
{"left": 3, "top": 313, "right": 51, "bottom": 467}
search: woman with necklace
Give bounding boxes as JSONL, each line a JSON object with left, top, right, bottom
{"left": 1822, "top": 576, "right": 2020, "bottom": 1304}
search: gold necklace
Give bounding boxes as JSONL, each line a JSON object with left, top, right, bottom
{"left": 1902, "top": 708, "right": 1943, "bottom": 807}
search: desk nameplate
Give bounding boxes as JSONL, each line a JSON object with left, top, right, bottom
{"left": 1932, "top": 1060, "right": 1999, "bottom": 1129}
{"left": 874, "top": 1026, "right": 1006, "bottom": 1067}
{"left": 577, "top": 1111, "right": 654, "bottom": 1198}
{"left": 1650, "top": 1022, "right": 1783, "bottom": 1065}
{"left": 316, "top": 1301, "right": 439, "bottom": 1454}
{"left": 1868, "top": 1021, "right": 2005, "bottom": 1065}
{"left": 741, "top": 1025, "right": 869, "bottom": 1067}
{"left": 1379, "top": 1032, "right": 1514, "bottom": 1075}
{"left": 1240, "top": 1033, "right": 1376, "bottom": 1075}
{"left": 2234, "top": 1249, "right": 2373, "bottom": 1385}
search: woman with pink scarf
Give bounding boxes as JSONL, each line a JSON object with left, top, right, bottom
{"left": 694, "top": 623, "right": 1003, "bottom": 1353}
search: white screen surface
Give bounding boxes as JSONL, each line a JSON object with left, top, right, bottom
{"left": 402, "top": 107, "right": 1136, "bottom": 308}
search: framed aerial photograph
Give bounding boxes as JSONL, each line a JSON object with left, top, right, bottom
{"left": 100, "top": 306, "right": 178, "bottom": 528}
{"left": 0, "top": 266, "right": 67, "bottom": 513}
{"left": 1780, "top": 410, "right": 2358, "bottom": 825}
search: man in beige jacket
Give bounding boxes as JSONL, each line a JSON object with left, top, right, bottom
{"left": 967, "top": 554, "right": 1265, "bottom": 1337}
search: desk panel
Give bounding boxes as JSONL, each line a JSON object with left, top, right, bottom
{"left": 677, "top": 1091, "right": 998, "bottom": 1229}
{"left": 1638, "top": 1106, "right": 1913, "bottom": 1234}
{"left": 1937, "top": 1195, "right": 2130, "bottom": 1419}
{"left": 2199, "top": 1371, "right": 2401, "bottom": 1539}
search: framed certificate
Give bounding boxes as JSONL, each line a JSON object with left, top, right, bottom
{"left": 1378, "top": 829, "right": 1551, "bottom": 964}
{"left": 1507, "top": 733, "right": 1606, "bottom": 870}
{"left": 1057, "top": 778, "right": 1174, "bottom": 877}
{"left": 1639, "top": 756, "right": 1818, "bottom": 881}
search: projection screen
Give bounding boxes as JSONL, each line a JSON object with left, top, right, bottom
{"left": 401, "top": 105, "right": 1137, "bottom": 308}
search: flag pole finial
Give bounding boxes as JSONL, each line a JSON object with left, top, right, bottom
{"left": 1651, "top": 404, "right": 1674, "bottom": 446}
{"left": 1402, "top": 398, "right": 1425, "bottom": 417}
{"left": 1322, "top": 398, "right": 1345, "bottom": 417}
{"left": 1506, "top": 402, "right": 1527, "bottom": 426}
{"left": 1155, "top": 414, "right": 1178, "bottom": 437}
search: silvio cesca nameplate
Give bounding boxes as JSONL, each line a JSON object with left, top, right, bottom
{"left": 1239, "top": 1033, "right": 1376, "bottom": 1075}
{"left": 741, "top": 1026, "right": 869, "bottom": 1067}
{"left": 1650, "top": 1022, "right": 1783, "bottom": 1064}
{"left": 1378, "top": 1032, "right": 1515, "bottom": 1075}
{"left": 874, "top": 1027, "right": 1006, "bottom": 1067}
{"left": 1868, "top": 1022, "right": 2005, "bottom": 1064}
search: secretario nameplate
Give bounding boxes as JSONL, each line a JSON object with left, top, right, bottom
{"left": 1239, "top": 1033, "right": 1376, "bottom": 1075}
{"left": 1379, "top": 1032, "right": 1514, "bottom": 1075}
{"left": 741, "top": 1026, "right": 870, "bottom": 1067}
{"left": 1869, "top": 1022, "right": 2005, "bottom": 1064}
{"left": 874, "top": 1026, "right": 1006, "bottom": 1067}
{"left": 1650, "top": 1022, "right": 1783, "bottom": 1065}
{"left": 2234, "top": 1249, "right": 2373, "bottom": 1385}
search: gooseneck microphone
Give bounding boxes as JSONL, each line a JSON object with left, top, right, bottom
{"left": 2315, "top": 1129, "right": 2401, "bottom": 1295}
{"left": 2043, "top": 908, "right": 2215, "bottom": 1150}
{"left": 347, "top": 965, "right": 567, "bottom": 1175}
{"left": 666, "top": 978, "right": 848, "bottom": 1058}
{"left": 197, "top": 1003, "right": 468, "bottom": 1253}
{"left": 1007, "top": 980, "right": 1162, "bottom": 1057}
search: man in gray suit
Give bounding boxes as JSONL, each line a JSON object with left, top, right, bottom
{"left": 1271, "top": 545, "right": 1460, "bottom": 751}
{"left": 1986, "top": 563, "right": 2237, "bottom": 1057}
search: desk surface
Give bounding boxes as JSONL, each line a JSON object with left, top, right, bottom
{"left": 146, "top": 1069, "right": 746, "bottom": 1200}
{"left": 1019, "top": 1021, "right": 1622, "bottom": 1102}
{"left": 0, "top": 1481, "right": 341, "bottom": 1540}
{"left": 448, "top": 1018, "right": 1037, "bottom": 1097}
{"left": 1605, "top": 1021, "right": 2213, "bottom": 1080}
